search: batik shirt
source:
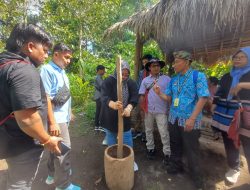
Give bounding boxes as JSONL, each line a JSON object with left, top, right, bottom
{"left": 165, "top": 69, "right": 209, "bottom": 129}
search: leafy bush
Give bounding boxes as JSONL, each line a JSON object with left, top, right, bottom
{"left": 68, "top": 73, "right": 94, "bottom": 107}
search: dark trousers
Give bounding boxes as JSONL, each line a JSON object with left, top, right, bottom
{"left": 6, "top": 147, "right": 43, "bottom": 190}
{"left": 168, "top": 121, "right": 201, "bottom": 177}
{"left": 221, "top": 131, "right": 240, "bottom": 170}
{"left": 241, "top": 135, "right": 250, "bottom": 174}
{"left": 95, "top": 99, "right": 101, "bottom": 126}
{"left": 47, "top": 123, "right": 71, "bottom": 189}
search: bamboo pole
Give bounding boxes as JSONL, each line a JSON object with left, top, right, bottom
{"left": 116, "top": 56, "right": 124, "bottom": 158}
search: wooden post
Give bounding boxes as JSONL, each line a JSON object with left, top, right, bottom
{"left": 116, "top": 56, "right": 124, "bottom": 158}
{"left": 134, "top": 33, "right": 143, "bottom": 81}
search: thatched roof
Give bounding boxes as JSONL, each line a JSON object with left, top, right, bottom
{"left": 105, "top": 0, "right": 250, "bottom": 64}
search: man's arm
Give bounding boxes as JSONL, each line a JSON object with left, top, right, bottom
{"left": 185, "top": 98, "right": 208, "bottom": 131}
{"left": 14, "top": 108, "right": 62, "bottom": 154}
{"left": 185, "top": 72, "right": 210, "bottom": 131}
{"left": 190, "top": 97, "right": 208, "bottom": 120}
{"left": 47, "top": 96, "right": 60, "bottom": 136}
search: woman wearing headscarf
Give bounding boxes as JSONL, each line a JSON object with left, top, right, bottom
{"left": 211, "top": 46, "right": 250, "bottom": 184}
{"left": 100, "top": 61, "right": 138, "bottom": 151}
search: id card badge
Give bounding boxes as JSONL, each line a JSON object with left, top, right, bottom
{"left": 174, "top": 98, "right": 179, "bottom": 107}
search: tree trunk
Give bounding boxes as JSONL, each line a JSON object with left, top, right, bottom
{"left": 79, "top": 25, "right": 83, "bottom": 77}
{"left": 134, "top": 33, "right": 143, "bottom": 81}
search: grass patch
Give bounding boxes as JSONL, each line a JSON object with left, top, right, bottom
{"left": 70, "top": 100, "right": 96, "bottom": 137}
{"left": 84, "top": 101, "right": 96, "bottom": 122}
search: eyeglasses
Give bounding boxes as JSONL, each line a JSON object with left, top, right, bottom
{"left": 232, "top": 56, "right": 247, "bottom": 60}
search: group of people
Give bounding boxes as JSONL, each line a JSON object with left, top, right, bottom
{"left": 0, "top": 24, "right": 81, "bottom": 190}
{"left": 1, "top": 22, "right": 250, "bottom": 190}
{"left": 93, "top": 51, "right": 208, "bottom": 189}
{"left": 94, "top": 50, "right": 250, "bottom": 189}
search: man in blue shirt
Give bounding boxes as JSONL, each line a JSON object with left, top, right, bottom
{"left": 154, "top": 51, "right": 209, "bottom": 189}
{"left": 40, "top": 43, "right": 81, "bottom": 190}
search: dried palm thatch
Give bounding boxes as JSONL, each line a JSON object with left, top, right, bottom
{"left": 105, "top": 0, "right": 250, "bottom": 63}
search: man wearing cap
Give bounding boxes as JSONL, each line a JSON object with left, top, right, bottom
{"left": 139, "top": 58, "right": 171, "bottom": 163}
{"left": 154, "top": 51, "right": 209, "bottom": 189}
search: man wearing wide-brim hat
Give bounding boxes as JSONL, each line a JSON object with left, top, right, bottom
{"left": 154, "top": 50, "right": 209, "bottom": 189}
{"left": 144, "top": 58, "right": 165, "bottom": 72}
{"left": 139, "top": 58, "right": 171, "bottom": 164}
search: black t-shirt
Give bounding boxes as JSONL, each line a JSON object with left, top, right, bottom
{"left": 0, "top": 52, "right": 47, "bottom": 157}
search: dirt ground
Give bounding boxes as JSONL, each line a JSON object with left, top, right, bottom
{"left": 0, "top": 113, "right": 250, "bottom": 190}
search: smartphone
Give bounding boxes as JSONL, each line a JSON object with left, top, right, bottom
{"left": 59, "top": 142, "right": 71, "bottom": 155}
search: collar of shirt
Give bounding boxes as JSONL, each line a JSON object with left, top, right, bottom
{"left": 149, "top": 73, "right": 161, "bottom": 78}
{"left": 49, "top": 61, "right": 64, "bottom": 73}
{"left": 177, "top": 68, "right": 192, "bottom": 78}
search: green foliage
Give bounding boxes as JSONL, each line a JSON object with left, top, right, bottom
{"left": 0, "top": 0, "right": 28, "bottom": 50}
{"left": 192, "top": 60, "right": 232, "bottom": 79}
{"left": 68, "top": 73, "right": 94, "bottom": 107}
{"left": 40, "top": 0, "right": 121, "bottom": 52}
{"left": 143, "top": 40, "right": 163, "bottom": 59}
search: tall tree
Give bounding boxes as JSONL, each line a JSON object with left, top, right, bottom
{"left": 0, "top": 0, "right": 40, "bottom": 50}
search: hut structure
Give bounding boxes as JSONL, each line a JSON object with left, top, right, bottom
{"left": 105, "top": 0, "right": 250, "bottom": 79}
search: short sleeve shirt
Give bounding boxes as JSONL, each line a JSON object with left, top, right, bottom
{"left": 40, "top": 61, "right": 71, "bottom": 123}
{"left": 139, "top": 74, "right": 171, "bottom": 114}
{"left": 0, "top": 54, "right": 47, "bottom": 156}
{"left": 165, "top": 69, "right": 209, "bottom": 129}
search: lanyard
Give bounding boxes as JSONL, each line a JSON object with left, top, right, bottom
{"left": 177, "top": 70, "right": 192, "bottom": 96}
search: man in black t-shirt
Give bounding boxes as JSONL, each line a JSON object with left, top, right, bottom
{"left": 0, "top": 23, "right": 62, "bottom": 190}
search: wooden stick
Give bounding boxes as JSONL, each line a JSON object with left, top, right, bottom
{"left": 116, "top": 55, "right": 124, "bottom": 158}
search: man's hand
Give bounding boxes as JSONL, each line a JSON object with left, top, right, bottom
{"left": 153, "top": 85, "right": 161, "bottom": 95}
{"left": 43, "top": 136, "right": 63, "bottom": 155}
{"left": 109, "top": 101, "right": 123, "bottom": 110}
{"left": 49, "top": 123, "right": 60, "bottom": 136}
{"left": 122, "top": 104, "right": 133, "bottom": 117}
{"left": 184, "top": 118, "right": 195, "bottom": 132}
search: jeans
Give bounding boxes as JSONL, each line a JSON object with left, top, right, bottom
{"left": 105, "top": 129, "right": 133, "bottom": 148}
{"left": 5, "top": 147, "right": 43, "bottom": 190}
{"left": 47, "top": 123, "right": 71, "bottom": 189}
